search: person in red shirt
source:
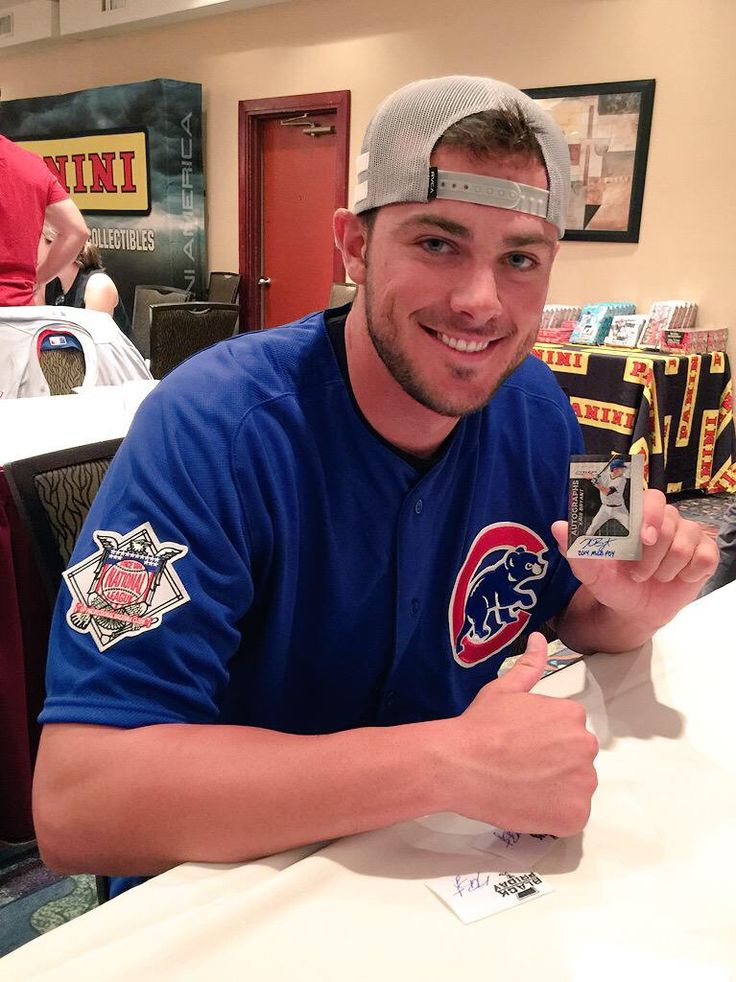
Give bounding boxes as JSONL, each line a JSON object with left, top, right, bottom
{"left": 0, "top": 134, "right": 88, "bottom": 306}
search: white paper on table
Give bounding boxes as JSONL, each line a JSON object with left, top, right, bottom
{"left": 472, "top": 828, "right": 559, "bottom": 865}
{"left": 426, "top": 869, "right": 553, "bottom": 924}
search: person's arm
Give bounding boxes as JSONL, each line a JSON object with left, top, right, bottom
{"left": 83, "top": 271, "right": 118, "bottom": 318}
{"left": 33, "top": 634, "right": 597, "bottom": 876}
{"left": 35, "top": 199, "right": 88, "bottom": 289}
{"left": 552, "top": 490, "right": 719, "bottom": 653}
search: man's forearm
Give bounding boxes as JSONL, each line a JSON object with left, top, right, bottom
{"left": 33, "top": 720, "right": 447, "bottom": 877}
{"left": 555, "top": 584, "right": 665, "bottom": 655}
{"left": 35, "top": 232, "right": 88, "bottom": 288}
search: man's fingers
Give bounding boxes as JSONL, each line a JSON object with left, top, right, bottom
{"left": 493, "top": 632, "right": 549, "bottom": 694}
{"left": 649, "top": 515, "right": 719, "bottom": 583}
{"left": 551, "top": 520, "right": 568, "bottom": 555}
{"left": 640, "top": 488, "right": 667, "bottom": 546}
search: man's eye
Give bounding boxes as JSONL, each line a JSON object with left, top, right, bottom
{"left": 506, "top": 253, "right": 536, "bottom": 270}
{"left": 420, "top": 238, "right": 451, "bottom": 254}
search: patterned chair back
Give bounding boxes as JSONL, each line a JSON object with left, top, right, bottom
{"left": 4, "top": 439, "right": 123, "bottom": 603}
{"left": 207, "top": 271, "right": 241, "bottom": 304}
{"left": 38, "top": 348, "right": 86, "bottom": 395}
{"left": 149, "top": 302, "right": 240, "bottom": 379}
{"left": 131, "top": 284, "right": 192, "bottom": 359}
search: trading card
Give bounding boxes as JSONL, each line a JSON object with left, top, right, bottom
{"left": 567, "top": 453, "right": 644, "bottom": 561}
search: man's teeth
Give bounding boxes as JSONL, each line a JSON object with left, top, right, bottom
{"left": 437, "top": 332, "right": 491, "bottom": 353}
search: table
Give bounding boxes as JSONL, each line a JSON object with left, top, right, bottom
{"left": 532, "top": 343, "right": 736, "bottom": 495}
{"left": 3, "top": 584, "right": 734, "bottom": 980}
{"left": 0, "top": 383, "right": 156, "bottom": 842}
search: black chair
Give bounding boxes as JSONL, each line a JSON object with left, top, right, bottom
{"left": 328, "top": 282, "right": 357, "bottom": 307}
{"left": 131, "top": 284, "right": 192, "bottom": 360}
{"left": 149, "top": 302, "right": 240, "bottom": 379}
{"left": 207, "top": 271, "right": 241, "bottom": 304}
{"left": 5, "top": 437, "right": 124, "bottom": 906}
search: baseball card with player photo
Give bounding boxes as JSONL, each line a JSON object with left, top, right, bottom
{"left": 567, "top": 453, "right": 644, "bottom": 561}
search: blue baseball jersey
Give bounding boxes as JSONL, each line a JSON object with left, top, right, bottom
{"left": 42, "top": 308, "right": 583, "bottom": 897}
{"left": 42, "top": 309, "right": 583, "bottom": 737}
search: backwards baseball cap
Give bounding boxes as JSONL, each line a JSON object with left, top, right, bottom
{"left": 354, "top": 75, "right": 570, "bottom": 238}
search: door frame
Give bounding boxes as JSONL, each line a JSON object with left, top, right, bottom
{"left": 238, "top": 90, "right": 351, "bottom": 331}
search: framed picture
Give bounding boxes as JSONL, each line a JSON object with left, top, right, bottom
{"left": 523, "top": 79, "right": 655, "bottom": 242}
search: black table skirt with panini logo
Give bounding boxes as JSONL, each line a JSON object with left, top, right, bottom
{"left": 532, "top": 343, "right": 736, "bottom": 495}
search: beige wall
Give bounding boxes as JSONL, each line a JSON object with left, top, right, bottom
{"left": 3, "top": 0, "right": 735, "bottom": 361}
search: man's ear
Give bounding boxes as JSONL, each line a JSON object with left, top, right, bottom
{"left": 333, "top": 209, "right": 369, "bottom": 286}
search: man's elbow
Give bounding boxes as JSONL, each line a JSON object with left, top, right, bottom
{"left": 33, "top": 738, "right": 104, "bottom": 874}
{"left": 69, "top": 218, "right": 90, "bottom": 251}
{"left": 33, "top": 797, "right": 89, "bottom": 875}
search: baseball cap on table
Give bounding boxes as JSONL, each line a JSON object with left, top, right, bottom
{"left": 353, "top": 75, "right": 570, "bottom": 238}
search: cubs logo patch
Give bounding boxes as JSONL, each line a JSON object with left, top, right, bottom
{"left": 449, "top": 523, "right": 548, "bottom": 667}
{"left": 63, "top": 523, "right": 189, "bottom": 652}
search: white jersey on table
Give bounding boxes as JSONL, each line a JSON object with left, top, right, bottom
{"left": 0, "top": 305, "right": 151, "bottom": 400}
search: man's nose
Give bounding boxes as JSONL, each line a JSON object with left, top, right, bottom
{"left": 448, "top": 265, "right": 503, "bottom": 323}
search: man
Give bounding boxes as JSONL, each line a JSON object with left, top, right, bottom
{"left": 587, "top": 457, "right": 630, "bottom": 536}
{"left": 0, "top": 132, "right": 88, "bottom": 306}
{"left": 33, "top": 76, "right": 717, "bottom": 895}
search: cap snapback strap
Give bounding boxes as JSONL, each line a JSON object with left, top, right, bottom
{"left": 432, "top": 168, "right": 549, "bottom": 220}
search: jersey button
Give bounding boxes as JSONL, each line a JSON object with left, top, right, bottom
{"left": 384, "top": 690, "right": 397, "bottom": 709}
{"left": 410, "top": 598, "right": 420, "bottom": 615}
{"left": 414, "top": 498, "right": 423, "bottom": 515}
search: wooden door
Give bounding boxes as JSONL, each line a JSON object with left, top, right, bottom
{"left": 239, "top": 91, "right": 350, "bottom": 331}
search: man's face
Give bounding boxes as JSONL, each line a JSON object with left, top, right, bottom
{"left": 361, "top": 145, "right": 558, "bottom": 418}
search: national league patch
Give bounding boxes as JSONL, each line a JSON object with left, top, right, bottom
{"left": 63, "top": 523, "right": 190, "bottom": 651}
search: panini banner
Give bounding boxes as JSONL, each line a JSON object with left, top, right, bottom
{"left": 1, "top": 79, "right": 206, "bottom": 323}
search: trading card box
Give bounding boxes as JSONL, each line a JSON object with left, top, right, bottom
{"left": 605, "top": 314, "right": 649, "bottom": 349}
{"left": 567, "top": 453, "right": 644, "bottom": 561}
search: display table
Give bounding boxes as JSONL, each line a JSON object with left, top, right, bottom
{"left": 532, "top": 343, "right": 736, "bottom": 494}
{"left": 0, "top": 382, "right": 157, "bottom": 842}
{"left": 3, "top": 584, "right": 734, "bottom": 980}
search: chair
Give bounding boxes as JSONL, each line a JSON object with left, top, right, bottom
{"left": 328, "top": 282, "right": 357, "bottom": 307}
{"left": 38, "top": 347, "right": 87, "bottom": 396}
{"left": 131, "top": 285, "right": 192, "bottom": 360}
{"left": 4, "top": 439, "right": 123, "bottom": 605}
{"left": 149, "top": 302, "right": 240, "bottom": 379}
{"left": 207, "top": 271, "right": 241, "bottom": 304}
{"left": 5, "top": 437, "right": 124, "bottom": 907}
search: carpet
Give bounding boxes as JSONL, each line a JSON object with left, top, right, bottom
{"left": 670, "top": 491, "right": 731, "bottom": 538}
{"left": 0, "top": 842, "right": 98, "bottom": 958}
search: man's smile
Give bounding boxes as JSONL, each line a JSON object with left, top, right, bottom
{"left": 421, "top": 325, "right": 500, "bottom": 355}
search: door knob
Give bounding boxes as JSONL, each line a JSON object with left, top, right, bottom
{"left": 257, "top": 276, "right": 271, "bottom": 287}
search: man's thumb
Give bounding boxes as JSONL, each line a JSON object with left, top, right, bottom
{"left": 493, "top": 632, "right": 549, "bottom": 693}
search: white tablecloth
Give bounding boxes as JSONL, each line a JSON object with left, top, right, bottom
{"left": 0, "top": 381, "right": 157, "bottom": 465}
{"left": 2, "top": 585, "right": 734, "bottom": 980}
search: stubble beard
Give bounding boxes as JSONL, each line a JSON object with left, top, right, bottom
{"left": 363, "top": 268, "right": 533, "bottom": 419}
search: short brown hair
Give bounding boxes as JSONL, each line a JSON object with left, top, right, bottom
{"left": 76, "top": 240, "right": 104, "bottom": 271}
{"left": 359, "top": 108, "right": 546, "bottom": 235}
{"left": 435, "top": 108, "right": 545, "bottom": 165}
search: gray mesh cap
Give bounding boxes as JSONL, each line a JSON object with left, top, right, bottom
{"left": 354, "top": 75, "right": 570, "bottom": 238}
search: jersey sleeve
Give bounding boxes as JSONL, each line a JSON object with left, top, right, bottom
{"left": 40, "top": 374, "right": 254, "bottom": 728}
